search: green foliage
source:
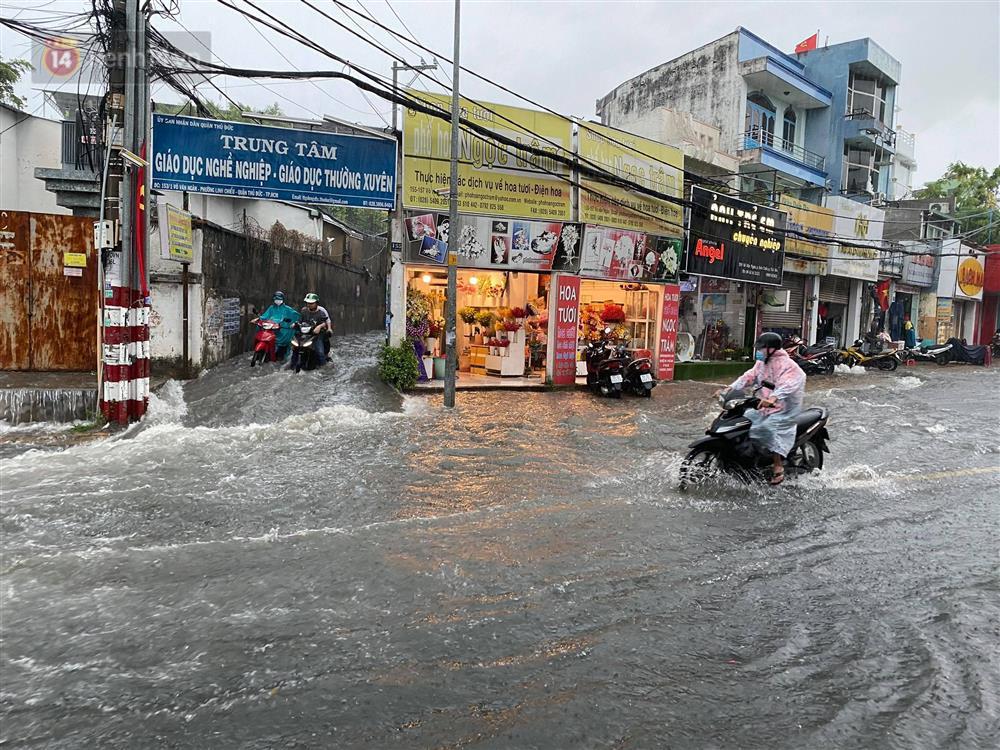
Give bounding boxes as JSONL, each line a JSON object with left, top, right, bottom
{"left": 0, "top": 57, "right": 32, "bottom": 110}
{"left": 378, "top": 342, "right": 418, "bottom": 390}
{"left": 916, "top": 162, "right": 1000, "bottom": 238}
{"left": 322, "top": 205, "right": 388, "bottom": 234}
{"left": 406, "top": 286, "right": 432, "bottom": 324}
{"left": 156, "top": 99, "right": 283, "bottom": 123}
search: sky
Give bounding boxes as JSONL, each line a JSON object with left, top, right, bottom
{"left": 2, "top": 0, "right": 998, "bottom": 187}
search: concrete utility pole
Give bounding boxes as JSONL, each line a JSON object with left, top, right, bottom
{"left": 443, "top": 0, "right": 461, "bottom": 408}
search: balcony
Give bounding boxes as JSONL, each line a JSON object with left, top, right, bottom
{"left": 844, "top": 109, "right": 896, "bottom": 152}
{"left": 894, "top": 127, "right": 916, "bottom": 167}
{"left": 734, "top": 130, "right": 827, "bottom": 187}
{"left": 878, "top": 243, "right": 904, "bottom": 278}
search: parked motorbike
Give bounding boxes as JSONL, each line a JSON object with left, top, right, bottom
{"left": 622, "top": 349, "right": 657, "bottom": 397}
{"left": 250, "top": 320, "right": 281, "bottom": 367}
{"left": 901, "top": 341, "right": 953, "bottom": 366}
{"left": 992, "top": 332, "right": 1000, "bottom": 360}
{"left": 585, "top": 328, "right": 628, "bottom": 398}
{"left": 784, "top": 335, "right": 838, "bottom": 375}
{"left": 679, "top": 383, "right": 831, "bottom": 490}
{"left": 941, "top": 337, "right": 992, "bottom": 366}
{"left": 839, "top": 340, "right": 900, "bottom": 371}
{"left": 288, "top": 322, "right": 324, "bottom": 373}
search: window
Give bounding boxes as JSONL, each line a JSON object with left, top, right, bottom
{"left": 782, "top": 110, "right": 796, "bottom": 150}
{"left": 848, "top": 71, "right": 889, "bottom": 122}
{"left": 842, "top": 144, "right": 886, "bottom": 195}
{"left": 745, "top": 93, "right": 776, "bottom": 147}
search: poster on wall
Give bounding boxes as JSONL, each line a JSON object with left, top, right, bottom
{"left": 552, "top": 275, "right": 581, "bottom": 385}
{"left": 685, "top": 186, "right": 786, "bottom": 286}
{"left": 405, "top": 214, "right": 437, "bottom": 241}
{"left": 579, "top": 227, "right": 681, "bottom": 282}
{"left": 657, "top": 283, "right": 680, "bottom": 381}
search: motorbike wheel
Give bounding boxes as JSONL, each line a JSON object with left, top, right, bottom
{"left": 250, "top": 350, "right": 263, "bottom": 367}
{"left": 935, "top": 353, "right": 950, "bottom": 366}
{"left": 877, "top": 357, "right": 898, "bottom": 371}
{"left": 789, "top": 440, "right": 824, "bottom": 473}
{"left": 611, "top": 388, "right": 623, "bottom": 399}
{"left": 679, "top": 449, "right": 722, "bottom": 491}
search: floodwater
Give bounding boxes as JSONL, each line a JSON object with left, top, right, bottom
{"left": 3, "top": 334, "right": 999, "bottom": 748}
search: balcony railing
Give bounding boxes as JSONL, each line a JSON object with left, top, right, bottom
{"left": 60, "top": 118, "right": 103, "bottom": 171}
{"left": 736, "top": 129, "right": 826, "bottom": 172}
{"left": 844, "top": 109, "right": 897, "bottom": 148}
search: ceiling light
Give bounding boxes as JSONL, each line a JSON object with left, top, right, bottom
{"left": 469, "top": 276, "right": 478, "bottom": 285}
{"left": 422, "top": 273, "right": 432, "bottom": 283}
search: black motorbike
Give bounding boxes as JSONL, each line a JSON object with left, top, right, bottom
{"left": 584, "top": 329, "right": 628, "bottom": 398}
{"left": 622, "top": 349, "right": 657, "bottom": 397}
{"left": 679, "top": 383, "right": 831, "bottom": 490}
{"left": 785, "top": 336, "right": 838, "bottom": 375}
{"left": 288, "top": 322, "right": 325, "bottom": 373}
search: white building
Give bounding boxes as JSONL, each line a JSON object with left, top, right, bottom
{"left": 0, "top": 103, "right": 70, "bottom": 214}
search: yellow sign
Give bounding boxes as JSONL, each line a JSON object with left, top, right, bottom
{"left": 63, "top": 251, "right": 87, "bottom": 267}
{"left": 162, "top": 204, "right": 193, "bottom": 263}
{"left": 578, "top": 123, "right": 684, "bottom": 236}
{"left": 447, "top": 251, "right": 458, "bottom": 266}
{"left": 403, "top": 91, "right": 572, "bottom": 220}
{"left": 780, "top": 195, "right": 834, "bottom": 259}
{"left": 957, "top": 255, "right": 984, "bottom": 297}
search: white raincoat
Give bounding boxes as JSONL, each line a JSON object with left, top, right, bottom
{"left": 728, "top": 348, "right": 807, "bottom": 458}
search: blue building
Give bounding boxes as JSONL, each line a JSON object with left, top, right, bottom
{"left": 796, "top": 39, "right": 902, "bottom": 204}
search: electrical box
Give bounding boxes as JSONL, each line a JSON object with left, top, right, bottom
{"left": 94, "top": 220, "right": 114, "bottom": 249}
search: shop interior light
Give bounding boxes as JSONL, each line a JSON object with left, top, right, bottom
{"left": 422, "top": 273, "right": 432, "bottom": 284}
{"left": 469, "top": 276, "right": 478, "bottom": 285}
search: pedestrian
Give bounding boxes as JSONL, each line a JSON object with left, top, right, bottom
{"left": 903, "top": 314, "right": 916, "bottom": 349}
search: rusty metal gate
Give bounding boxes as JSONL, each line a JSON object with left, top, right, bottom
{"left": 0, "top": 210, "right": 98, "bottom": 371}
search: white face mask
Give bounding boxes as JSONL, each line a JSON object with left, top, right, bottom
{"left": 273, "top": 299, "right": 283, "bottom": 306}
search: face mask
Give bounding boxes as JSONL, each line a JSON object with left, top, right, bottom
{"left": 754, "top": 350, "right": 767, "bottom": 362}
{"left": 273, "top": 300, "right": 283, "bottom": 306}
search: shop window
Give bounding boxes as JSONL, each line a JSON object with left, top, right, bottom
{"left": 782, "top": 110, "right": 796, "bottom": 149}
{"left": 678, "top": 278, "right": 750, "bottom": 361}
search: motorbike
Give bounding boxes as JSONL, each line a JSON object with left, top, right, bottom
{"left": 622, "top": 348, "right": 657, "bottom": 397}
{"left": 839, "top": 340, "right": 900, "bottom": 371}
{"left": 250, "top": 320, "right": 281, "bottom": 367}
{"left": 990, "top": 333, "right": 1000, "bottom": 360}
{"left": 901, "top": 341, "right": 953, "bottom": 365}
{"left": 288, "top": 321, "right": 325, "bottom": 373}
{"left": 784, "top": 335, "right": 838, "bottom": 375}
{"left": 585, "top": 328, "right": 628, "bottom": 398}
{"left": 679, "top": 383, "right": 831, "bottom": 490}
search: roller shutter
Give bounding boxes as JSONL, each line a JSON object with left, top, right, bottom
{"left": 819, "top": 275, "right": 851, "bottom": 305}
{"left": 760, "top": 273, "right": 806, "bottom": 330}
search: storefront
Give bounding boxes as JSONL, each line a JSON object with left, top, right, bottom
{"left": 978, "top": 244, "right": 1000, "bottom": 345}
{"left": 897, "top": 241, "right": 937, "bottom": 345}
{"left": 818, "top": 274, "right": 852, "bottom": 345}
{"left": 779, "top": 196, "right": 834, "bottom": 344}
{"left": 825, "top": 196, "right": 884, "bottom": 344}
{"left": 935, "top": 240, "right": 984, "bottom": 343}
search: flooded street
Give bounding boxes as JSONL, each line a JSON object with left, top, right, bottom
{"left": 2, "top": 334, "right": 999, "bottom": 748}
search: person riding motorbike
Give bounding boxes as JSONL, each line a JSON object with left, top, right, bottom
{"left": 250, "top": 291, "right": 300, "bottom": 361}
{"left": 297, "top": 292, "right": 332, "bottom": 364}
{"left": 715, "top": 332, "right": 806, "bottom": 485}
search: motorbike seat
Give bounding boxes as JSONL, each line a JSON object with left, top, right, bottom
{"left": 794, "top": 407, "right": 827, "bottom": 433}
{"left": 803, "top": 344, "right": 834, "bottom": 356}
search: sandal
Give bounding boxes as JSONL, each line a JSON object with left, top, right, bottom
{"left": 770, "top": 469, "right": 785, "bottom": 486}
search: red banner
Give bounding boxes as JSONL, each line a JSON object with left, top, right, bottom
{"left": 657, "top": 283, "right": 680, "bottom": 381}
{"left": 795, "top": 33, "right": 818, "bottom": 53}
{"left": 552, "top": 275, "right": 581, "bottom": 385}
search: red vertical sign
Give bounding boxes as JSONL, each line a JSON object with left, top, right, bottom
{"left": 657, "top": 283, "right": 680, "bottom": 381}
{"left": 552, "top": 275, "right": 581, "bottom": 385}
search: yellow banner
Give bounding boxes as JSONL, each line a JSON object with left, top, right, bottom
{"left": 402, "top": 91, "right": 572, "bottom": 221}
{"left": 779, "top": 195, "right": 833, "bottom": 259}
{"left": 165, "top": 204, "right": 193, "bottom": 263}
{"left": 63, "top": 251, "right": 87, "bottom": 267}
{"left": 578, "top": 123, "right": 684, "bottom": 236}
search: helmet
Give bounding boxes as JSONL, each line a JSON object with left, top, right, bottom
{"left": 304, "top": 293, "right": 319, "bottom": 303}
{"left": 754, "top": 332, "right": 783, "bottom": 350}
{"left": 273, "top": 291, "right": 285, "bottom": 301}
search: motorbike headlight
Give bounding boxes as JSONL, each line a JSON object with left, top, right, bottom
{"left": 303, "top": 341, "right": 313, "bottom": 347}
{"left": 724, "top": 399, "right": 743, "bottom": 410}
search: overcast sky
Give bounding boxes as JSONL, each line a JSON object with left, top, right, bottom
{"left": 3, "top": 0, "right": 998, "bottom": 186}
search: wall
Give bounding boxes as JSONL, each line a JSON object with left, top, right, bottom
{"left": 596, "top": 32, "right": 744, "bottom": 145}
{"left": 606, "top": 107, "right": 740, "bottom": 173}
{"left": 0, "top": 105, "right": 69, "bottom": 215}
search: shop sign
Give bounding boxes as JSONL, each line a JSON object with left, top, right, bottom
{"left": 579, "top": 226, "right": 681, "bottom": 283}
{"left": 578, "top": 122, "right": 684, "bottom": 236}
{"left": 152, "top": 114, "right": 396, "bottom": 208}
{"left": 403, "top": 91, "right": 572, "bottom": 220}
{"left": 685, "top": 186, "right": 786, "bottom": 286}
{"left": 158, "top": 203, "right": 194, "bottom": 263}
{"left": 783, "top": 256, "right": 826, "bottom": 276}
{"left": 657, "top": 284, "right": 680, "bottom": 381}
{"left": 552, "top": 276, "right": 580, "bottom": 385}
{"left": 825, "top": 196, "right": 882, "bottom": 282}
{"left": 900, "top": 242, "right": 936, "bottom": 287}
{"left": 779, "top": 195, "right": 833, "bottom": 260}
{"left": 956, "top": 255, "right": 984, "bottom": 299}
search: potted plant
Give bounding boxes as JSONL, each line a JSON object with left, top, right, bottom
{"left": 474, "top": 310, "right": 495, "bottom": 344}
{"left": 427, "top": 319, "right": 444, "bottom": 356}
{"left": 459, "top": 306, "right": 478, "bottom": 339}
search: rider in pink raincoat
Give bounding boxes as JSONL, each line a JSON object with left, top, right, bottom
{"left": 723, "top": 331, "right": 806, "bottom": 485}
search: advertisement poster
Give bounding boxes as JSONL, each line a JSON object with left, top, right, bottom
{"left": 405, "top": 214, "right": 437, "bottom": 241}
{"left": 900, "top": 242, "right": 936, "bottom": 287}
{"left": 825, "top": 195, "right": 882, "bottom": 282}
{"left": 402, "top": 91, "right": 572, "bottom": 220}
{"left": 552, "top": 275, "right": 581, "bottom": 385}
{"left": 657, "top": 283, "right": 680, "bottom": 381}
{"left": 578, "top": 122, "right": 684, "bottom": 236}
{"left": 685, "top": 186, "right": 786, "bottom": 286}
{"left": 152, "top": 114, "right": 396, "bottom": 208}
{"left": 579, "top": 227, "right": 681, "bottom": 282}
{"left": 956, "top": 254, "right": 985, "bottom": 300}
{"left": 158, "top": 203, "right": 194, "bottom": 263}
{"left": 779, "top": 195, "right": 833, "bottom": 260}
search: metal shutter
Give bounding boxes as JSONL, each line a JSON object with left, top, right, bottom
{"left": 819, "top": 275, "right": 851, "bottom": 305}
{"left": 760, "top": 273, "right": 806, "bottom": 329}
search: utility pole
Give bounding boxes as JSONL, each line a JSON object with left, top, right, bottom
{"left": 443, "top": 0, "right": 461, "bottom": 408}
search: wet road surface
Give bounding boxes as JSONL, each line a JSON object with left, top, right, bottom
{"left": 2, "top": 334, "right": 999, "bottom": 748}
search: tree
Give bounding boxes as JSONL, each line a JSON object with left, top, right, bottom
{"left": 0, "top": 57, "right": 32, "bottom": 110}
{"left": 156, "top": 98, "right": 283, "bottom": 122}
{"left": 916, "top": 162, "right": 1000, "bottom": 240}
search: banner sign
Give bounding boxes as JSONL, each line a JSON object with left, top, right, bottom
{"left": 580, "top": 227, "right": 681, "bottom": 283}
{"left": 403, "top": 91, "right": 572, "bottom": 220}
{"left": 779, "top": 195, "right": 833, "bottom": 260}
{"left": 403, "top": 213, "right": 583, "bottom": 272}
{"left": 825, "top": 196, "right": 882, "bottom": 282}
{"left": 578, "top": 123, "right": 684, "bottom": 236}
{"left": 158, "top": 203, "right": 194, "bottom": 263}
{"left": 552, "top": 275, "right": 581, "bottom": 385}
{"left": 685, "top": 186, "right": 786, "bottom": 286}
{"left": 956, "top": 253, "right": 985, "bottom": 300}
{"left": 152, "top": 114, "right": 396, "bottom": 209}
{"left": 900, "top": 242, "right": 936, "bottom": 287}
{"left": 657, "top": 283, "right": 680, "bottom": 381}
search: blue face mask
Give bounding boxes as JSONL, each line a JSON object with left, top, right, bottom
{"left": 754, "top": 350, "right": 767, "bottom": 362}
{"left": 273, "top": 299, "right": 283, "bottom": 306}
